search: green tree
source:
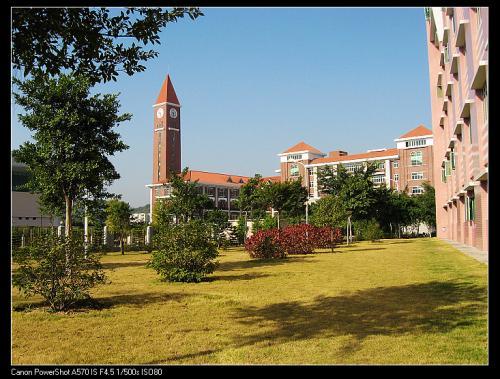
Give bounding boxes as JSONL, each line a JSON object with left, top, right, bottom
{"left": 105, "top": 199, "right": 132, "bottom": 255}
{"left": 152, "top": 199, "right": 174, "bottom": 229}
{"left": 317, "top": 163, "right": 378, "bottom": 242}
{"left": 162, "top": 167, "right": 214, "bottom": 223}
{"left": 414, "top": 182, "right": 436, "bottom": 237}
{"left": 237, "top": 174, "right": 267, "bottom": 219}
{"left": 12, "top": 7, "right": 203, "bottom": 84}
{"left": 205, "top": 209, "right": 230, "bottom": 249}
{"left": 12, "top": 74, "right": 131, "bottom": 238}
{"left": 259, "top": 180, "right": 308, "bottom": 228}
{"left": 309, "top": 194, "right": 349, "bottom": 229}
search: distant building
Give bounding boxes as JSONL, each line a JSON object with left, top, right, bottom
{"left": 130, "top": 213, "right": 150, "bottom": 224}
{"left": 424, "top": 7, "right": 488, "bottom": 252}
{"left": 11, "top": 158, "right": 61, "bottom": 227}
{"left": 277, "top": 125, "right": 435, "bottom": 200}
{"left": 145, "top": 75, "right": 252, "bottom": 221}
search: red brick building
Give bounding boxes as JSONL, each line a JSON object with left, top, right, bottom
{"left": 424, "top": 7, "right": 488, "bottom": 252}
{"left": 277, "top": 125, "right": 435, "bottom": 200}
{"left": 146, "top": 75, "right": 251, "bottom": 221}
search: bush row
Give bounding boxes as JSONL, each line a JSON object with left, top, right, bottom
{"left": 245, "top": 224, "right": 343, "bottom": 259}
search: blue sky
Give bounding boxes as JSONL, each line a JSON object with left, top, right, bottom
{"left": 11, "top": 7, "right": 432, "bottom": 208}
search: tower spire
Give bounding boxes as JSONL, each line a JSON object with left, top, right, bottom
{"left": 155, "top": 74, "right": 180, "bottom": 105}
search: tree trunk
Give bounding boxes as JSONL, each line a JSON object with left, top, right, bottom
{"left": 64, "top": 194, "right": 72, "bottom": 238}
{"left": 277, "top": 212, "right": 280, "bottom": 229}
{"left": 120, "top": 233, "right": 124, "bottom": 255}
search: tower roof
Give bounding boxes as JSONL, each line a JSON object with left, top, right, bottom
{"left": 282, "top": 141, "right": 323, "bottom": 155}
{"left": 398, "top": 125, "right": 433, "bottom": 139}
{"left": 155, "top": 74, "right": 180, "bottom": 105}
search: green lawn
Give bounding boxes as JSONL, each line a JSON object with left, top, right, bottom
{"left": 11, "top": 238, "right": 488, "bottom": 365}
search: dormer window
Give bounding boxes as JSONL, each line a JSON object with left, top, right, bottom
{"left": 406, "top": 139, "right": 427, "bottom": 148}
{"left": 288, "top": 154, "right": 303, "bottom": 161}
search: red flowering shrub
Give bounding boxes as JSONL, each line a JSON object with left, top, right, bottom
{"left": 244, "top": 229, "right": 286, "bottom": 259}
{"left": 245, "top": 225, "right": 344, "bottom": 258}
{"left": 281, "top": 224, "right": 317, "bottom": 254}
{"left": 312, "top": 226, "right": 343, "bottom": 252}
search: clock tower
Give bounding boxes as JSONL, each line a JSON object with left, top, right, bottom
{"left": 152, "top": 74, "right": 181, "bottom": 184}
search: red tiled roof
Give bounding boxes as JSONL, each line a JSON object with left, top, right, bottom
{"left": 155, "top": 74, "right": 180, "bottom": 105}
{"left": 183, "top": 170, "right": 250, "bottom": 186}
{"left": 311, "top": 148, "right": 399, "bottom": 165}
{"left": 283, "top": 141, "right": 323, "bottom": 155}
{"left": 398, "top": 125, "right": 433, "bottom": 139}
{"left": 261, "top": 176, "right": 281, "bottom": 183}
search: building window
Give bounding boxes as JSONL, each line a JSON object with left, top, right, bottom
{"left": 450, "top": 150, "right": 456, "bottom": 170}
{"left": 441, "top": 167, "right": 447, "bottom": 183}
{"left": 218, "top": 188, "right": 228, "bottom": 198}
{"left": 450, "top": 13, "right": 456, "bottom": 34}
{"left": 394, "top": 174, "right": 399, "bottom": 181}
{"left": 465, "top": 195, "right": 475, "bottom": 221}
{"left": 411, "top": 186, "right": 424, "bottom": 195}
{"left": 206, "top": 187, "right": 216, "bottom": 197}
{"left": 444, "top": 44, "right": 450, "bottom": 64}
{"left": 290, "top": 164, "right": 299, "bottom": 177}
{"left": 217, "top": 199, "right": 228, "bottom": 210}
{"left": 374, "top": 161, "right": 385, "bottom": 170}
{"left": 372, "top": 175, "right": 385, "bottom": 184}
{"left": 393, "top": 161, "right": 399, "bottom": 169}
{"left": 229, "top": 189, "right": 239, "bottom": 199}
{"left": 344, "top": 162, "right": 363, "bottom": 173}
{"left": 410, "top": 151, "right": 423, "bottom": 166}
{"left": 406, "top": 139, "right": 426, "bottom": 148}
{"left": 288, "top": 154, "right": 302, "bottom": 161}
{"left": 445, "top": 160, "right": 452, "bottom": 176}
{"left": 480, "top": 84, "right": 488, "bottom": 123}
{"left": 411, "top": 172, "right": 424, "bottom": 180}
{"left": 477, "top": 7, "right": 482, "bottom": 29}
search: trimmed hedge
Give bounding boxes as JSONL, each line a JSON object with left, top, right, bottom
{"left": 245, "top": 224, "right": 343, "bottom": 258}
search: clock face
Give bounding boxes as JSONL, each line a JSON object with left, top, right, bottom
{"left": 169, "top": 108, "right": 178, "bottom": 119}
{"left": 156, "top": 108, "right": 164, "bottom": 119}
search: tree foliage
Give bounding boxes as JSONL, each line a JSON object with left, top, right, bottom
{"left": 12, "top": 73, "right": 131, "bottom": 237}
{"left": 159, "top": 167, "right": 214, "bottom": 224}
{"left": 105, "top": 199, "right": 132, "bottom": 255}
{"left": 149, "top": 221, "right": 218, "bottom": 282}
{"left": 12, "top": 235, "right": 107, "bottom": 312}
{"left": 12, "top": 7, "right": 204, "bottom": 84}
{"left": 237, "top": 174, "right": 267, "bottom": 219}
{"left": 205, "top": 209, "right": 230, "bottom": 249}
{"left": 317, "top": 163, "right": 378, "bottom": 220}
{"left": 309, "top": 194, "right": 349, "bottom": 229}
{"left": 414, "top": 182, "right": 436, "bottom": 236}
{"left": 259, "top": 180, "right": 308, "bottom": 227}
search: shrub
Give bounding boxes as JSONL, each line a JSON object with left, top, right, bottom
{"left": 354, "top": 219, "right": 384, "bottom": 242}
{"left": 149, "top": 221, "right": 219, "bottom": 282}
{"left": 311, "top": 226, "right": 343, "bottom": 252}
{"left": 281, "top": 224, "right": 316, "bottom": 254}
{"left": 244, "top": 229, "right": 286, "bottom": 259}
{"left": 12, "top": 235, "right": 107, "bottom": 311}
{"left": 245, "top": 224, "right": 344, "bottom": 258}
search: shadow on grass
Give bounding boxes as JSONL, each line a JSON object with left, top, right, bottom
{"left": 231, "top": 280, "right": 487, "bottom": 355}
{"left": 13, "top": 292, "right": 191, "bottom": 313}
{"left": 101, "top": 261, "right": 148, "bottom": 270}
{"left": 217, "top": 256, "right": 315, "bottom": 272}
{"left": 205, "top": 272, "right": 271, "bottom": 282}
